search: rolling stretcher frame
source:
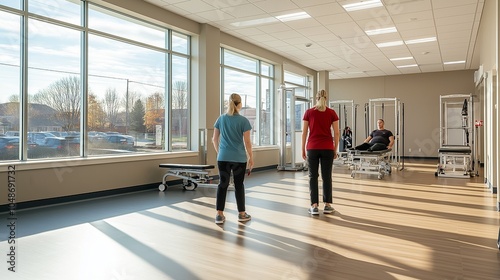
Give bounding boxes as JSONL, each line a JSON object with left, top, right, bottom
{"left": 435, "top": 146, "right": 472, "bottom": 178}
{"left": 158, "top": 164, "right": 218, "bottom": 191}
{"left": 348, "top": 149, "right": 392, "bottom": 179}
{"left": 436, "top": 94, "right": 476, "bottom": 178}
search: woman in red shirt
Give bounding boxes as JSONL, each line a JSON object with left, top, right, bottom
{"left": 301, "top": 89, "right": 340, "bottom": 215}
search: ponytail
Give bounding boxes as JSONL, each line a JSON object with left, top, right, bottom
{"left": 226, "top": 93, "right": 242, "bottom": 115}
{"left": 315, "top": 89, "right": 328, "bottom": 111}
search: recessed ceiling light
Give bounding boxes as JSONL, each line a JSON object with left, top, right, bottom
{"left": 444, "top": 60, "right": 466, "bottom": 65}
{"left": 230, "top": 17, "right": 278, "bottom": 27}
{"left": 405, "top": 37, "right": 437, "bottom": 44}
{"left": 342, "top": 0, "right": 383, "bottom": 12}
{"left": 376, "top": 40, "right": 404, "bottom": 48}
{"left": 365, "top": 27, "right": 397, "bottom": 36}
{"left": 397, "top": 64, "right": 419, "bottom": 68}
{"left": 276, "top": 12, "right": 310, "bottom": 22}
{"left": 390, "top": 57, "right": 414, "bottom": 61}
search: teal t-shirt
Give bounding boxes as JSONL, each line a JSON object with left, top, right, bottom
{"left": 214, "top": 113, "right": 252, "bottom": 163}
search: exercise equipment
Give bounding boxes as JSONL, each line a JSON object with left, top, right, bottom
{"left": 158, "top": 163, "right": 217, "bottom": 191}
{"left": 347, "top": 149, "right": 392, "bottom": 179}
{"left": 277, "top": 87, "right": 310, "bottom": 171}
{"left": 330, "top": 100, "right": 357, "bottom": 164}
{"left": 435, "top": 94, "right": 476, "bottom": 178}
{"left": 366, "top": 98, "right": 405, "bottom": 171}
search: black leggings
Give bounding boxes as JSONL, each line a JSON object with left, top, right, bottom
{"left": 307, "top": 149, "right": 334, "bottom": 205}
{"left": 354, "top": 142, "right": 387, "bottom": 151}
{"left": 216, "top": 161, "right": 247, "bottom": 212}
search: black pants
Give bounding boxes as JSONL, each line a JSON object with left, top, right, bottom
{"left": 307, "top": 149, "right": 334, "bottom": 205}
{"left": 354, "top": 142, "right": 387, "bottom": 151}
{"left": 216, "top": 161, "right": 247, "bottom": 212}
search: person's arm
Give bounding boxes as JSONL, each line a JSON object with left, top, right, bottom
{"left": 331, "top": 120, "right": 340, "bottom": 159}
{"left": 301, "top": 120, "right": 309, "bottom": 160}
{"left": 212, "top": 128, "right": 220, "bottom": 154}
{"left": 388, "top": 135, "right": 395, "bottom": 149}
{"left": 243, "top": 130, "right": 254, "bottom": 171}
{"left": 364, "top": 135, "right": 372, "bottom": 143}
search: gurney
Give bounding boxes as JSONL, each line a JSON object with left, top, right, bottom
{"left": 435, "top": 145, "right": 472, "bottom": 178}
{"left": 347, "top": 149, "right": 392, "bottom": 179}
{"left": 158, "top": 163, "right": 217, "bottom": 191}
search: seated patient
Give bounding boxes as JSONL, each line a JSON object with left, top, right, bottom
{"left": 354, "top": 119, "right": 394, "bottom": 151}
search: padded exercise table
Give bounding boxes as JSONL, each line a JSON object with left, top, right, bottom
{"left": 158, "top": 163, "right": 216, "bottom": 191}
{"left": 435, "top": 145, "right": 472, "bottom": 178}
{"left": 347, "top": 149, "right": 392, "bottom": 179}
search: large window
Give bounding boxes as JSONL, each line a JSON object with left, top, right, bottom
{"left": 0, "top": 1, "right": 191, "bottom": 162}
{"left": 0, "top": 10, "right": 20, "bottom": 161}
{"left": 284, "top": 71, "right": 311, "bottom": 138}
{"left": 221, "top": 48, "right": 274, "bottom": 145}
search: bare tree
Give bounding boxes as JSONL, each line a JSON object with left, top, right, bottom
{"left": 33, "top": 76, "right": 80, "bottom": 131}
{"left": 103, "top": 88, "right": 121, "bottom": 129}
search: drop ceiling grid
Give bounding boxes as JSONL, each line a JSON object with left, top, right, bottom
{"left": 142, "top": 0, "right": 483, "bottom": 79}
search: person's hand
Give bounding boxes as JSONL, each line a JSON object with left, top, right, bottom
{"left": 334, "top": 152, "right": 338, "bottom": 159}
{"left": 247, "top": 158, "right": 254, "bottom": 171}
{"left": 302, "top": 150, "right": 307, "bottom": 160}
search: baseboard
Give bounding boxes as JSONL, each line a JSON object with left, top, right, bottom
{"left": 0, "top": 182, "right": 166, "bottom": 213}
{"left": 0, "top": 165, "right": 278, "bottom": 213}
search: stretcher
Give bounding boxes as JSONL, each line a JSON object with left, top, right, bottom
{"left": 435, "top": 145, "right": 472, "bottom": 178}
{"left": 347, "top": 149, "right": 392, "bottom": 179}
{"left": 158, "top": 163, "right": 216, "bottom": 191}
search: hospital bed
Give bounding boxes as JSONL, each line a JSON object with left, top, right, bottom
{"left": 347, "top": 149, "right": 392, "bottom": 179}
{"left": 435, "top": 145, "right": 472, "bottom": 178}
{"left": 158, "top": 163, "right": 217, "bottom": 191}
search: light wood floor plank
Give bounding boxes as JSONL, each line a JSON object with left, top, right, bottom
{"left": 0, "top": 159, "right": 498, "bottom": 279}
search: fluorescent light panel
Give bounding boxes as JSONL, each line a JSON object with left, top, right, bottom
{"left": 343, "top": 0, "right": 383, "bottom": 12}
{"left": 444, "top": 60, "right": 466, "bottom": 65}
{"left": 230, "top": 11, "right": 310, "bottom": 27}
{"left": 390, "top": 57, "right": 414, "bottom": 61}
{"left": 376, "top": 40, "right": 403, "bottom": 48}
{"left": 230, "top": 17, "right": 278, "bottom": 27}
{"left": 397, "top": 64, "right": 418, "bottom": 68}
{"left": 365, "top": 27, "right": 397, "bottom": 36}
{"left": 276, "top": 12, "right": 310, "bottom": 22}
{"left": 405, "top": 37, "right": 436, "bottom": 44}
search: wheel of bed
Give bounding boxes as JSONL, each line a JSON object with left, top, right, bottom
{"left": 159, "top": 183, "right": 167, "bottom": 191}
{"left": 183, "top": 180, "right": 198, "bottom": 191}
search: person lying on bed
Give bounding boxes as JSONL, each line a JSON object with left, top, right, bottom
{"left": 353, "top": 119, "right": 394, "bottom": 151}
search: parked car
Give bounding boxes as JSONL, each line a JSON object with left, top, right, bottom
{"left": 88, "top": 131, "right": 108, "bottom": 142}
{"left": 106, "top": 135, "right": 135, "bottom": 146}
{"left": 0, "top": 136, "right": 18, "bottom": 149}
{"left": 46, "top": 131, "right": 68, "bottom": 138}
{"left": 5, "top": 131, "right": 19, "bottom": 137}
{"left": 35, "top": 137, "right": 80, "bottom": 157}
{"left": 28, "top": 132, "right": 56, "bottom": 145}
{"left": 0, "top": 136, "right": 38, "bottom": 160}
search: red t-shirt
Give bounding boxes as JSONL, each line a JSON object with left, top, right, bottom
{"left": 303, "top": 107, "right": 339, "bottom": 150}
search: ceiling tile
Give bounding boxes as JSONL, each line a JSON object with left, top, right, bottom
{"left": 386, "top": 0, "right": 432, "bottom": 14}
{"left": 301, "top": 2, "right": 345, "bottom": 17}
{"left": 144, "top": 0, "right": 483, "bottom": 79}
{"left": 252, "top": 0, "right": 300, "bottom": 13}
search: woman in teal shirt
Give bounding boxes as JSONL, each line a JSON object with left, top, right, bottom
{"left": 212, "top": 93, "right": 254, "bottom": 224}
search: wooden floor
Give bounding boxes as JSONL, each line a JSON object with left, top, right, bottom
{"left": 1, "top": 159, "right": 499, "bottom": 280}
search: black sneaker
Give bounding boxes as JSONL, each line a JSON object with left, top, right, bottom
{"left": 308, "top": 207, "right": 319, "bottom": 215}
{"left": 323, "top": 205, "right": 335, "bottom": 214}
{"left": 238, "top": 213, "right": 251, "bottom": 222}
